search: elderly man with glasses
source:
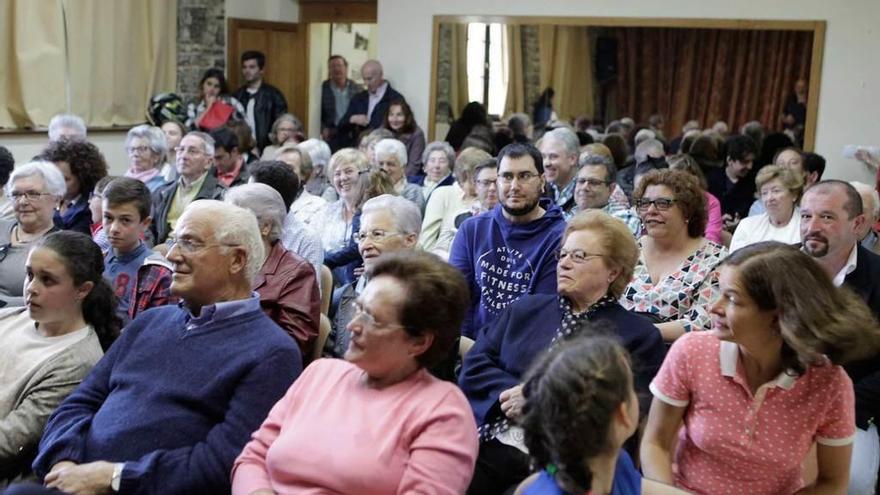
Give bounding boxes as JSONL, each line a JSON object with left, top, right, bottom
{"left": 14, "top": 200, "right": 302, "bottom": 495}
{"left": 150, "top": 131, "right": 226, "bottom": 246}
{"left": 570, "top": 153, "right": 641, "bottom": 237}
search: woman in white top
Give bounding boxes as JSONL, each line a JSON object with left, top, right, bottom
{"left": 730, "top": 165, "right": 804, "bottom": 252}
{"left": 311, "top": 149, "right": 370, "bottom": 253}
{"left": 0, "top": 231, "right": 120, "bottom": 485}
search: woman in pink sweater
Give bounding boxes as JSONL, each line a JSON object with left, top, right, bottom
{"left": 232, "top": 251, "right": 478, "bottom": 495}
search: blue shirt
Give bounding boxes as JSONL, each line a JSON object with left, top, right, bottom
{"left": 104, "top": 242, "right": 150, "bottom": 323}
{"left": 524, "top": 450, "right": 641, "bottom": 495}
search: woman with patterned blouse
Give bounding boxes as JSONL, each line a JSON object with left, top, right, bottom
{"left": 621, "top": 169, "right": 727, "bottom": 341}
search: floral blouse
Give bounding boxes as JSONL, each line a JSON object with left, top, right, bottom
{"left": 620, "top": 239, "right": 727, "bottom": 331}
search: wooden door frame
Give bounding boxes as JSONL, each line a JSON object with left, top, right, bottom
{"left": 227, "top": 18, "right": 310, "bottom": 130}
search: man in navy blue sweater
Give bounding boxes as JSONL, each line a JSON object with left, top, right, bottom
{"left": 19, "top": 201, "right": 302, "bottom": 495}
{"left": 449, "top": 143, "right": 566, "bottom": 340}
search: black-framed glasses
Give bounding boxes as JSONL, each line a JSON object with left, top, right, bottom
{"left": 9, "top": 191, "right": 53, "bottom": 202}
{"left": 554, "top": 248, "right": 605, "bottom": 264}
{"left": 634, "top": 197, "right": 677, "bottom": 212}
{"left": 475, "top": 179, "right": 497, "bottom": 188}
{"left": 498, "top": 171, "right": 540, "bottom": 183}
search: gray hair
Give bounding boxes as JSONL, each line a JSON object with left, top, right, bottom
{"left": 181, "top": 200, "right": 265, "bottom": 283}
{"left": 374, "top": 138, "right": 407, "bottom": 166}
{"left": 682, "top": 120, "right": 701, "bottom": 133}
{"left": 185, "top": 131, "right": 215, "bottom": 156}
{"left": 634, "top": 138, "right": 665, "bottom": 165}
{"left": 269, "top": 113, "right": 304, "bottom": 145}
{"left": 421, "top": 141, "right": 455, "bottom": 169}
{"left": 225, "top": 183, "right": 288, "bottom": 243}
{"left": 850, "top": 181, "right": 880, "bottom": 219}
{"left": 361, "top": 194, "right": 422, "bottom": 237}
{"left": 541, "top": 128, "right": 579, "bottom": 157}
{"left": 126, "top": 124, "right": 168, "bottom": 158}
{"left": 6, "top": 161, "right": 67, "bottom": 198}
{"left": 48, "top": 114, "right": 87, "bottom": 142}
{"left": 299, "top": 138, "right": 332, "bottom": 168}
{"left": 634, "top": 128, "right": 656, "bottom": 146}
{"left": 578, "top": 153, "right": 617, "bottom": 182}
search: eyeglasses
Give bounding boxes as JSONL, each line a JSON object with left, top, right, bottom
{"left": 126, "top": 146, "right": 153, "bottom": 155}
{"left": 576, "top": 178, "right": 610, "bottom": 188}
{"left": 498, "top": 171, "right": 540, "bottom": 183}
{"left": 350, "top": 301, "right": 405, "bottom": 330}
{"left": 554, "top": 248, "right": 606, "bottom": 264}
{"left": 166, "top": 236, "right": 240, "bottom": 254}
{"left": 634, "top": 197, "right": 677, "bottom": 212}
{"left": 9, "top": 191, "right": 53, "bottom": 202}
{"left": 475, "top": 179, "right": 497, "bottom": 187}
{"left": 174, "top": 146, "right": 207, "bottom": 157}
{"left": 353, "top": 229, "right": 403, "bottom": 244}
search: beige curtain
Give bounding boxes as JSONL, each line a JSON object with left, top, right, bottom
{"left": 0, "top": 0, "right": 176, "bottom": 129}
{"left": 503, "top": 25, "right": 526, "bottom": 117}
{"left": 0, "top": 0, "right": 67, "bottom": 128}
{"left": 538, "top": 25, "right": 594, "bottom": 122}
{"left": 448, "top": 24, "right": 469, "bottom": 120}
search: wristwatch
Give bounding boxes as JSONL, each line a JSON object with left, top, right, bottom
{"left": 111, "top": 463, "right": 124, "bottom": 492}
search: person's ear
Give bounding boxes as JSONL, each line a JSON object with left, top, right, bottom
{"left": 408, "top": 331, "right": 434, "bottom": 360}
{"left": 228, "top": 246, "right": 248, "bottom": 276}
{"left": 853, "top": 213, "right": 867, "bottom": 237}
{"left": 75, "top": 280, "right": 95, "bottom": 302}
{"left": 615, "top": 399, "right": 636, "bottom": 431}
{"left": 141, "top": 215, "right": 153, "bottom": 230}
{"left": 403, "top": 233, "right": 418, "bottom": 249}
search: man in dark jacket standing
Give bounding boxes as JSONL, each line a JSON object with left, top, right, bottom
{"left": 321, "top": 55, "right": 361, "bottom": 145}
{"left": 233, "top": 50, "right": 288, "bottom": 154}
{"left": 334, "top": 59, "right": 404, "bottom": 150}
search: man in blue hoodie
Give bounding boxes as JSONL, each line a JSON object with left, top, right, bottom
{"left": 449, "top": 142, "right": 566, "bottom": 340}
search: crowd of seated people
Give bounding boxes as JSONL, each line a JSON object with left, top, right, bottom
{"left": 3, "top": 52, "right": 880, "bottom": 495}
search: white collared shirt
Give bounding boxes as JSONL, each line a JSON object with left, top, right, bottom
{"left": 367, "top": 82, "right": 388, "bottom": 119}
{"left": 832, "top": 243, "right": 859, "bottom": 287}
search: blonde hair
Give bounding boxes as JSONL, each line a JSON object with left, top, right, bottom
{"left": 562, "top": 210, "right": 639, "bottom": 299}
{"left": 756, "top": 164, "right": 804, "bottom": 201}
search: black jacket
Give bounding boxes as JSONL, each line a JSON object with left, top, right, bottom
{"left": 320, "top": 79, "right": 362, "bottom": 131}
{"left": 334, "top": 84, "right": 404, "bottom": 149}
{"left": 233, "top": 83, "right": 288, "bottom": 153}
{"left": 150, "top": 171, "right": 226, "bottom": 245}
{"left": 843, "top": 245, "right": 880, "bottom": 430}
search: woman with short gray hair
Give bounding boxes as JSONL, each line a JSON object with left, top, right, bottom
{"left": 125, "top": 125, "right": 169, "bottom": 192}
{"left": 225, "top": 183, "right": 321, "bottom": 360}
{"left": 415, "top": 141, "right": 455, "bottom": 200}
{"left": 0, "top": 162, "right": 66, "bottom": 306}
{"left": 374, "top": 138, "right": 425, "bottom": 210}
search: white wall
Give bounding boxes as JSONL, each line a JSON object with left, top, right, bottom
{"left": 3, "top": 131, "right": 131, "bottom": 176}
{"left": 377, "top": 0, "right": 880, "bottom": 182}
{"left": 225, "top": 0, "right": 299, "bottom": 23}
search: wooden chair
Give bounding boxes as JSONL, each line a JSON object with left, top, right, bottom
{"left": 320, "top": 265, "right": 333, "bottom": 316}
{"left": 314, "top": 314, "right": 331, "bottom": 362}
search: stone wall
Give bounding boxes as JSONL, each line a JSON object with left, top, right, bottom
{"left": 177, "top": 0, "right": 226, "bottom": 105}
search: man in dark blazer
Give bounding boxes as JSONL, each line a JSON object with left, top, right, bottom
{"left": 150, "top": 132, "right": 226, "bottom": 245}
{"left": 333, "top": 59, "right": 405, "bottom": 150}
{"left": 321, "top": 55, "right": 362, "bottom": 145}
{"left": 800, "top": 179, "right": 880, "bottom": 492}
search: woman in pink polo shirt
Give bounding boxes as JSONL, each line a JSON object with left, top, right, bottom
{"left": 231, "top": 251, "right": 478, "bottom": 495}
{"left": 641, "top": 241, "right": 880, "bottom": 495}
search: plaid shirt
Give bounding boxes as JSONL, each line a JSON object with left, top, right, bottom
{"left": 128, "top": 261, "right": 177, "bottom": 322}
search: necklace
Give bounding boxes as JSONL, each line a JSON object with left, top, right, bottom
{"left": 14, "top": 224, "right": 52, "bottom": 244}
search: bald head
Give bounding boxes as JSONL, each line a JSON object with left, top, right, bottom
{"left": 361, "top": 60, "right": 385, "bottom": 93}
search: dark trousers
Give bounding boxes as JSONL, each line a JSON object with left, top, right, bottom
{"left": 3, "top": 483, "right": 65, "bottom": 495}
{"left": 467, "top": 439, "right": 531, "bottom": 495}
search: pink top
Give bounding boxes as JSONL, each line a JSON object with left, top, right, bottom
{"left": 703, "top": 192, "right": 723, "bottom": 244}
{"left": 231, "top": 358, "right": 479, "bottom": 495}
{"left": 651, "top": 332, "right": 855, "bottom": 495}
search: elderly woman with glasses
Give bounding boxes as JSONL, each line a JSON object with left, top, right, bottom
{"left": 459, "top": 210, "right": 666, "bottom": 495}
{"left": 0, "top": 162, "right": 64, "bottom": 306}
{"left": 225, "top": 183, "right": 321, "bottom": 362}
{"left": 232, "top": 251, "right": 478, "bottom": 494}
{"left": 621, "top": 169, "right": 727, "bottom": 342}
{"left": 124, "top": 125, "right": 170, "bottom": 193}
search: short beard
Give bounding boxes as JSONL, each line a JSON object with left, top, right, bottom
{"left": 502, "top": 197, "right": 540, "bottom": 217}
{"left": 803, "top": 236, "right": 829, "bottom": 258}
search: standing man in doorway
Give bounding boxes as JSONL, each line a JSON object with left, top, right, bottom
{"left": 321, "top": 55, "right": 362, "bottom": 145}
{"left": 233, "top": 50, "right": 288, "bottom": 154}
{"left": 335, "top": 59, "right": 405, "bottom": 149}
